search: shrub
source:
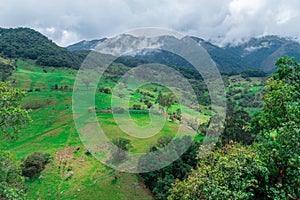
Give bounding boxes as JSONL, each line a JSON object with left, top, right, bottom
{"left": 21, "top": 152, "right": 51, "bottom": 178}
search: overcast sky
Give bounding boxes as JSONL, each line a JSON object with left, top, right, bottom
{"left": 1, "top": 0, "right": 300, "bottom": 46}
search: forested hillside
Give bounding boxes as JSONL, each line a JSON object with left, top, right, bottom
{"left": 0, "top": 28, "right": 82, "bottom": 68}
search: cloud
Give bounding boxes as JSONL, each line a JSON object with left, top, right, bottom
{"left": 0, "top": 0, "right": 300, "bottom": 46}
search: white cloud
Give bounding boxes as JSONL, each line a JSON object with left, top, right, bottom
{"left": 0, "top": 0, "right": 300, "bottom": 46}
{"left": 60, "top": 30, "right": 80, "bottom": 46}
{"left": 276, "top": 7, "right": 298, "bottom": 24}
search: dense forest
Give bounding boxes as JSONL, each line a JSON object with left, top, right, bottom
{"left": 0, "top": 28, "right": 83, "bottom": 68}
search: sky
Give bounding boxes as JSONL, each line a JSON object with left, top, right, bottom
{"left": 1, "top": 0, "right": 300, "bottom": 46}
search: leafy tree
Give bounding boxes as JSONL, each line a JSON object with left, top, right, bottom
{"left": 169, "top": 109, "right": 182, "bottom": 122}
{"left": 155, "top": 92, "right": 176, "bottom": 117}
{"left": 111, "top": 138, "right": 132, "bottom": 163}
{"left": 0, "top": 82, "right": 30, "bottom": 138}
{"left": 220, "top": 100, "right": 253, "bottom": 145}
{"left": 81, "top": 78, "right": 91, "bottom": 90}
{"left": 0, "top": 82, "right": 31, "bottom": 199}
{"left": 252, "top": 56, "right": 300, "bottom": 133}
{"left": 251, "top": 56, "right": 300, "bottom": 199}
{"left": 168, "top": 143, "right": 268, "bottom": 200}
{"left": 169, "top": 56, "right": 300, "bottom": 200}
{"left": 139, "top": 136, "right": 201, "bottom": 200}
{"left": 0, "top": 151, "right": 26, "bottom": 200}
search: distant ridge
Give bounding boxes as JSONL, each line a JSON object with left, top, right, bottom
{"left": 68, "top": 34, "right": 300, "bottom": 73}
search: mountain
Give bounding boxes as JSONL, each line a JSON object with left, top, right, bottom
{"left": 67, "top": 38, "right": 107, "bottom": 51}
{"left": 1, "top": 27, "right": 299, "bottom": 73}
{"left": 191, "top": 36, "right": 244, "bottom": 72}
{"left": 68, "top": 35, "right": 300, "bottom": 73}
{"left": 225, "top": 36, "right": 300, "bottom": 72}
{"left": 0, "top": 27, "right": 82, "bottom": 68}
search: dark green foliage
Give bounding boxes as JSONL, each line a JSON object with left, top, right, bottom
{"left": 115, "top": 56, "right": 149, "bottom": 68}
{"left": 0, "top": 27, "right": 82, "bottom": 68}
{"left": 256, "top": 122, "right": 300, "bottom": 199}
{"left": 169, "top": 143, "right": 268, "bottom": 200}
{"left": 99, "top": 87, "right": 112, "bottom": 94}
{"left": 221, "top": 100, "right": 254, "bottom": 145}
{"left": 0, "top": 62, "right": 15, "bottom": 81}
{"left": 0, "top": 151, "right": 26, "bottom": 200}
{"left": 253, "top": 56, "right": 300, "bottom": 133}
{"left": 139, "top": 136, "right": 201, "bottom": 200}
{"left": 169, "top": 108, "right": 182, "bottom": 122}
{"left": 251, "top": 56, "right": 300, "bottom": 199}
{"left": 169, "top": 56, "right": 300, "bottom": 200}
{"left": 111, "top": 138, "right": 132, "bottom": 163}
{"left": 21, "top": 152, "right": 51, "bottom": 178}
{"left": 156, "top": 92, "right": 176, "bottom": 115}
{"left": 241, "top": 68, "right": 267, "bottom": 78}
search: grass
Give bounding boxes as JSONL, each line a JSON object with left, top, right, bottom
{"left": 1, "top": 59, "right": 265, "bottom": 199}
{"left": 1, "top": 59, "right": 155, "bottom": 199}
{"left": 1, "top": 59, "right": 202, "bottom": 199}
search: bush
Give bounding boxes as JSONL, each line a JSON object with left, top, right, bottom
{"left": 0, "top": 151, "right": 26, "bottom": 200}
{"left": 112, "top": 107, "right": 125, "bottom": 114}
{"left": 21, "top": 152, "right": 51, "bottom": 178}
{"left": 99, "top": 87, "right": 112, "bottom": 94}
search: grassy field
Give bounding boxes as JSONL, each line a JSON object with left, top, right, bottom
{"left": 226, "top": 75, "right": 266, "bottom": 115}
{"left": 1, "top": 59, "right": 156, "bottom": 199}
{"left": 1, "top": 59, "right": 206, "bottom": 199}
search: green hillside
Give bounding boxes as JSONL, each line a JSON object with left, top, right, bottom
{"left": 1, "top": 58, "right": 211, "bottom": 199}
{"left": 1, "top": 59, "right": 155, "bottom": 199}
{"left": 0, "top": 28, "right": 82, "bottom": 68}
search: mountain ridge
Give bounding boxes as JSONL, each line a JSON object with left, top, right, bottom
{"left": 68, "top": 34, "right": 300, "bottom": 73}
{"left": 1, "top": 27, "right": 300, "bottom": 73}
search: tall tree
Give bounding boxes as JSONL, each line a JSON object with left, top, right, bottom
{"left": 221, "top": 100, "right": 253, "bottom": 145}
{"left": 0, "top": 82, "right": 30, "bottom": 138}
{"left": 111, "top": 138, "right": 132, "bottom": 163}
{"left": 169, "top": 56, "right": 300, "bottom": 200}
{"left": 0, "top": 81, "right": 30, "bottom": 199}
{"left": 252, "top": 56, "right": 300, "bottom": 199}
{"left": 168, "top": 143, "right": 267, "bottom": 200}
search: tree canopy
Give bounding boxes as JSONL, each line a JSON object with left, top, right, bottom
{"left": 0, "top": 27, "right": 82, "bottom": 68}
{"left": 169, "top": 56, "right": 300, "bottom": 200}
{"left": 0, "top": 82, "right": 30, "bottom": 138}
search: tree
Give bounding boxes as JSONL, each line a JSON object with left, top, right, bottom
{"left": 169, "top": 56, "right": 300, "bottom": 200}
{"left": 0, "top": 81, "right": 30, "bottom": 138}
{"left": 168, "top": 143, "right": 268, "bottom": 200}
{"left": 156, "top": 92, "right": 176, "bottom": 118}
{"left": 0, "top": 151, "right": 26, "bottom": 200}
{"left": 139, "top": 136, "right": 201, "bottom": 200}
{"left": 0, "top": 81, "right": 30, "bottom": 199}
{"left": 81, "top": 78, "right": 91, "bottom": 90}
{"left": 221, "top": 100, "right": 253, "bottom": 145}
{"left": 111, "top": 138, "right": 132, "bottom": 163}
{"left": 253, "top": 56, "right": 300, "bottom": 133}
{"left": 251, "top": 56, "right": 300, "bottom": 199}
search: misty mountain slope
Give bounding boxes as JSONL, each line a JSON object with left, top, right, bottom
{"left": 191, "top": 36, "right": 244, "bottom": 72}
{"left": 68, "top": 34, "right": 244, "bottom": 72}
{"left": 225, "top": 36, "right": 300, "bottom": 72}
{"left": 69, "top": 35, "right": 300, "bottom": 73}
{"left": 67, "top": 38, "right": 107, "bottom": 51}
